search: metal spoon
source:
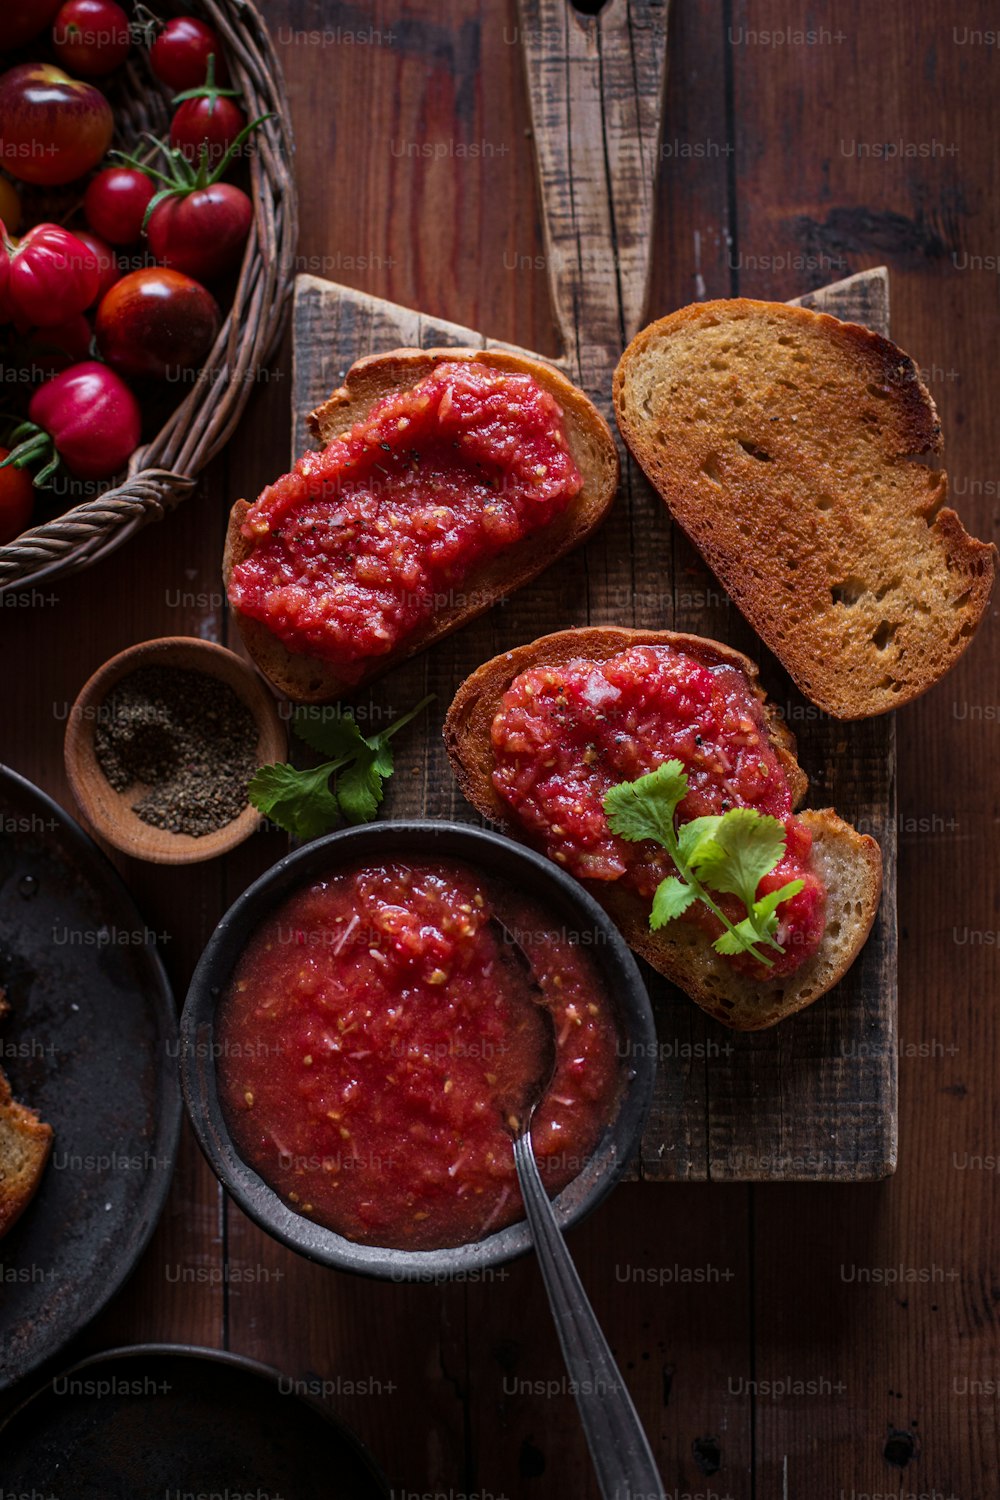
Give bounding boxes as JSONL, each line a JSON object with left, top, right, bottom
{"left": 493, "top": 921, "right": 666, "bottom": 1500}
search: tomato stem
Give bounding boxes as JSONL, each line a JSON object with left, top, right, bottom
{"left": 170, "top": 52, "right": 243, "bottom": 106}
{"left": 0, "top": 425, "right": 60, "bottom": 489}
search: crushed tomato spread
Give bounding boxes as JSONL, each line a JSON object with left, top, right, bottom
{"left": 490, "top": 646, "right": 826, "bottom": 977}
{"left": 217, "top": 860, "right": 620, "bottom": 1250}
{"left": 227, "top": 361, "right": 583, "bottom": 678}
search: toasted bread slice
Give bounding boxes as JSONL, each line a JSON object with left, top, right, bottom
{"left": 613, "top": 299, "right": 996, "bottom": 719}
{"left": 444, "top": 626, "right": 882, "bottom": 1030}
{"left": 224, "top": 348, "right": 620, "bottom": 703}
{"left": 0, "top": 1066, "right": 53, "bottom": 1238}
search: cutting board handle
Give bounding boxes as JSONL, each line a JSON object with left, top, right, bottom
{"left": 517, "top": 0, "right": 669, "bottom": 390}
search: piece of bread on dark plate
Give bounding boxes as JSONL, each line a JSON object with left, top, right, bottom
{"left": 613, "top": 299, "right": 996, "bottom": 719}
{"left": 0, "top": 1067, "right": 53, "bottom": 1239}
{"left": 224, "top": 348, "right": 620, "bottom": 703}
{"left": 444, "top": 626, "right": 883, "bottom": 1031}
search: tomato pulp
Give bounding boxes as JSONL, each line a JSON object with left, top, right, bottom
{"left": 216, "top": 860, "right": 621, "bottom": 1250}
{"left": 491, "top": 646, "right": 826, "bottom": 976}
{"left": 227, "top": 361, "right": 583, "bottom": 680}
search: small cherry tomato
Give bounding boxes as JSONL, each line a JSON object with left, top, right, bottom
{"left": 146, "top": 182, "right": 252, "bottom": 281}
{"left": 0, "top": 177, "right": 20, "bottom": 234}
{"left": 0, "top": 0, "right": 63, "bottom": 53}
{"left": 0, "top": 223, "right": 100, "bottom": 329}
{"left": 0, "top": 64, "right": 114, "bottom": 188}
{"left": 0, "top": 448, "right": 35, "bottom": 545}
{"left": 52, "top": 0, "right": 131, "bottom": 78}
{"left": 72, "top": 229, "right": 120, "bottom": 304}
{"left": 149, "top": 17, "right": 229, "bottom": 91}
{"left": 95, "top": 267, "right": 221, "bottom": 380}
{"left": 84, "top": 166, "right": 156, "bottom": 245}
{"left": 27, "top": 360, "right": 141, "bottom": 478}
{"left": 170, "top": 93, "right": 245, "bottom": 169}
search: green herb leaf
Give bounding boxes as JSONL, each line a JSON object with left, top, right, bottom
{"left": 753, "top": 878, "right": 805, "bottom": 925}
{"left": 603, "top": 760, "right": 688, "bottom": 846}
{"left": 687, "top": 808, "right": 787, "bottom": 911}
{"left": 604, "top": 766, "right": 802, "bottom": 966}
{"left": 249, "top": 695, "right": 435, "bottom": 842}
{"left": 650, "top": 876, "right": 698, "bottom": 929}
{"left": 292, "top": 706, "right": 369, "bottom": 759}
{"left": 675, "top": 814, "right": 723, "bottom": 867}
{"left": 334, "top": 752, "right": 383, "bottom": 825}
{"left": 713, "top": 918, "right": 764, "bottom": 956}
{"left": 248, "top": 762, "right": 342, "bottom": 841}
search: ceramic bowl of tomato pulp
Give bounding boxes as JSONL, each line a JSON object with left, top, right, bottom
{"left": 180, "top": 821, "right": 656, "bottom": 1279}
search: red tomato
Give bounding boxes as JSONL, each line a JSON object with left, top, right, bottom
{"left": 28, "top": 361, "right": 140, "bottom": 478}
{"left": 0, "top": 64, "right": 114, "bottom": 188}
{"left": 84, "top": 166, "right": 156, "bottom": 245}
{"left": 146, "top": 183, "right": 252, "bottom": 281}
{"left": 0, "top": 223, "right": 100, "bottom": 328}
{"left": 95, "top": 267, "right": 221, "bottom": 380}
{"left": 72, "top": 229, "right": 119, "bottom": 304}
{"left": 149, "top": 17, "right": 229, "bottom": 90}
{"left": 52, "top": 0, "right": 131, "bottom": 78}
{"left": 0, "top": 0, "right": 63, "bottom": 53}
{"left": 0, "top": 449, "right": 35, "bottom": 545}
{"left": 170, "top": 93, "right": 245, "bottom": 169}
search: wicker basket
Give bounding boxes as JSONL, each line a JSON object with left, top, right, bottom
{"left": 0, "top": 0, "right": 298, "bottom": 590}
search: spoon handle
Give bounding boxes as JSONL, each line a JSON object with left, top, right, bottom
{"left": 513, "top": 1132, "right": 666, "bottom": 1500}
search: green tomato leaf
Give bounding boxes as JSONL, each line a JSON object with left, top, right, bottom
{"left": 247, "top": 762, "right": 342, "bottom": 841}
{"left": 649, "top": 876, "right": 698, "bottom": 930}
{"left": 603, "top": 760, "right": 689, "bottom": 847}
{"left": 689, "top": 807, "right": 787, "bottom": 908}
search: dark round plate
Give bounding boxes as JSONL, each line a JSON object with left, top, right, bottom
{"left": 0, "top": 766, "right": 181, "bottom": 1391}
{"left": 0, "top": 1344, "right": 389, "bottom": 1497}
{"left": 182, "top": 820, "right": 656, "bottom": 1279}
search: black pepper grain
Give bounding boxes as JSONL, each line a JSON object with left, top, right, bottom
{"left": 94, "top": 665, "right": 258, "bottom": 837}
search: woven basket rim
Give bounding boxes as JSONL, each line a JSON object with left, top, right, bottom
{"left": 0, "top": 0, "right": 298, "bottom": 591}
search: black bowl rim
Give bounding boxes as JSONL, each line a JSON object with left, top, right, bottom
{"left": 0, "top": 1341, "right": 389, "bottom": 1497}
{"left": 180, "top": 820, "right": 656, "bottom": 1279}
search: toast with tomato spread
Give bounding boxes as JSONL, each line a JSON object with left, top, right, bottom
{"left": 224, "top": 349, "right": 619, "bottom": 703}
{"left": 444, "top": 627, "right": 882, "bottom": 1030}
{"left": 613, "top": 300, "right": 996, "bottom": 718}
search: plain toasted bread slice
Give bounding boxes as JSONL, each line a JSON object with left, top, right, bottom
{"left": 224, "top": 348, "right": 620, "bottom": 703}
{"left": 0, "top": 1066, "right": 53, "bottom": 1239}
{"left": 444, "top": 626, "right": 882, "bottom": 1030}
{"left": 613, "top": 299, "right": 996, "bottom": 719}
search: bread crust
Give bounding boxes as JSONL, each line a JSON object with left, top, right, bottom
{"left": 224, "top": 348, "right": 620, "bottom": 703}
{"left": 444, "top": 626, "right": 883, "bottom": 1030}
{"left": 0, "top": 1067, "right": 53, "bottom": 1239}
{"left": 613, "top": 299, "right": 996, "bottom": 719}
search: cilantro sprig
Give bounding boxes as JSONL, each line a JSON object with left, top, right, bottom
{"left": 603, "top": 761, "right": 803, "bottom": 967}
{"left": 249, "top": 694, "right": 435, "bottom": 840}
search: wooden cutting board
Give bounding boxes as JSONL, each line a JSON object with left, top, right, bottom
{"left": 288, "top": 0, "right": 897, "bottom": 1182}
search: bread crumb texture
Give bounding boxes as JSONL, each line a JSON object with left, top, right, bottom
{"left": 614, "top": 300, "right": 996, "bottom": 718}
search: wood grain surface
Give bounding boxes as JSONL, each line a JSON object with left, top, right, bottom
{"left": 290, "top": 260, "right": 898, "bottom": 1184}
{"left": 1, "top": 2, "right": 997, "bottom": 1497}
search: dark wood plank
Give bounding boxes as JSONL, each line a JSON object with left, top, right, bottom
{"left": 727, "top": 0, "right": 1000, "bottom": 1492}
{"left": 289, "top": 49, "right": 897, "bottom": 1190}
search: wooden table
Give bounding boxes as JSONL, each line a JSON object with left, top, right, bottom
{"left": 4, "top": 2, "right": 997, "bottom": 1494}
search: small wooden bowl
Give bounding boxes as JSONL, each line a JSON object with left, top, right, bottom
{"left": 64, "top": 637, "right": 287, "bottom": 866}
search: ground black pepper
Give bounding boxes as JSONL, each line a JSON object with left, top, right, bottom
{"left": 94, "top": 665, "right": 258, "bottom": 836}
